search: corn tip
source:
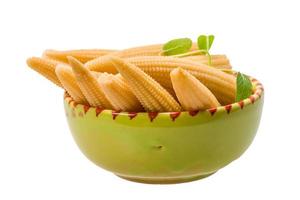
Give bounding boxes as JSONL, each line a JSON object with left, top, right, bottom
{"left": 68, "top": 56, "right": 86, "bottom": 74}
{"left": 170, "top": 67, "right": 184, "bottom": 75}
{"left": 26, "top": 57, "right": 35, "bottom": 66}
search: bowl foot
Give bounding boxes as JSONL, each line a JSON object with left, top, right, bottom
{"left": 116, "top": 172, "right": 216, "bottom": 184}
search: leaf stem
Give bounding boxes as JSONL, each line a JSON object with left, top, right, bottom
{"left": 159, "top": 46, "right": 180, "bottom": 56}
{"left": 171, "top": 50, "right": 207, "bottom": 58}
{"left": 207, "top": 51, "right": 212, "bottom": 66}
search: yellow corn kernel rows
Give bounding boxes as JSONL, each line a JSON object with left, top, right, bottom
{"left": 26, "top": 44, "right": 236, "bottom": 112}
{"left": 109, "top": 56, "right": 181, "bottom": 112}
{"left": 86, "top": 56, "right": 236, "bottom": 104}
{"left": 27, "top": 57, "right": 63, "bottom": 87}
{"left": 98, "top": 73, "right": 143, "bottom": 111}
{"left": 55, "top": 64, "right": 88, "bottom": 104}
{"left": 170, "top": 68, "right": 220, "bottom": 110}
{"left": 67, "top": 57, "right": 113, "bottom": 109}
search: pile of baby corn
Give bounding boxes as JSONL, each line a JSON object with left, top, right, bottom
{"left": 26, "top": 43, "right": 236, "bottom": 112}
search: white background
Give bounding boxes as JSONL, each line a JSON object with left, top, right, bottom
{"left": 0, "top": 0, "right": 299, "bottom": 199}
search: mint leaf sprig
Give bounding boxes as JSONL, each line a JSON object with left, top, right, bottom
{"left": 161, "top": 38, "right": 192, "bottom": 56}
{"left": 197, "top": 35, "right": 214, "bottom": 65}
{"left": 162, "top": 35, "right": 215, "bottom": 66}
{"left": 236, "top": 72, "right": 253, "bottom": 101}
{"left": 162, "top": 36, "right": 253, "bottom": 102}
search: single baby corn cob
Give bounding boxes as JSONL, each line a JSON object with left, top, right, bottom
{"left": 43, "top": 49, "right": 116, "bottom": 63}
{"left": 170, "top": 68, "right": 220, "bottom": 110}
{"left": 112, "top": 43, "right": 199, "bottom": 58}
{"left": 55, "top": 64, "right": 88, "bottom": 104}
{"left": 126, "top": 56, "right": 236, "bottom": 105}
{"left": 183, "top": 55, "right": 232, "bottom": 69}
{"left": 108, "top": 56, "right": 181, "bottom": 112}
{"left": 98, "top": 73, "right": 143, "bottom": 111}
{"left": 26, "top": 57, "right": 62, "bottom": 87}
{"left": 68, "top": 56, "right": 113, "bottom": 108}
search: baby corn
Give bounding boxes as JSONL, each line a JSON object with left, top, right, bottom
{"left": 108, "top": 56, "right": 181, "bottom": 112}
{"left": 98, "top": 74, "right": 143, "bottom": 111}
{"left": 114, "top": 43, "right": 198, "bottom": 58}
{"left": 68, "top": 56, "right": 113, "bottom": 108}
{"left": 126, "top": 56, "right": 236, "bottom": 105}
{"left": 26, "top": 57, "right": 62, "bottom": 87}
{"left": 171, "top": 68, "right": 220, "bottom": 110}
{"left": 43, "top": 49, "right": 116, "bottom": 63}
{"left": 55, "top": 64, "right": 88, "bottom": 104}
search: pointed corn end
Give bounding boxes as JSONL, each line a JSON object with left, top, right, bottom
{"left": 170, "top": 67, "right": 186, "bottom": 77}
{"left": 55, "top": 63, "right": 69, "bottom": 74}
{"left": 107, "top": 56, "right": 138, "bottom": 76}
{"left": 67, "top": 56, "right": 86, "bottom": 74}
{"left": 67, "top": 56, "right": 81, "bottom": 65}
{"left": 26, "top": 57, "right": 35, "bottom": 66}
{"left": 106, "top": 56, "right": 127, "bottom": 70}
{"left": 26, "top": 57, "right": 52, "bottom": 68}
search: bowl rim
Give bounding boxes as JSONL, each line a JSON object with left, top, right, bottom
{"left": 64, "top": 77, "right": 264, "bottom": 121}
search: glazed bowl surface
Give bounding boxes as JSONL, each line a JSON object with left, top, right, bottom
{"left": 64, "top": 78, "right": 264, "bottom": 184}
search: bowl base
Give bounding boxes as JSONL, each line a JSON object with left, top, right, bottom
{"left": 116, "top": 172, "right": 216, "bottom": 184}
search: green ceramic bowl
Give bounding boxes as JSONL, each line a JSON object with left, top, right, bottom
{"left": 64, "top": 78, "right": 264, "bottom": 184}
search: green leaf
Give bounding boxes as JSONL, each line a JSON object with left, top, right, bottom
{"left": 197, "top": 35, "right": 214, "bottom": 51}
{"left": 163, "top": 38, "right": 192, "bottom": 56}
{"left": 236, "top": 72, "right": 253, "bottom": 101}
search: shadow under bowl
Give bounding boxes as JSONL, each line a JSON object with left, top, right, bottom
{"left": 64, "top": 78, "right": 264, "bottom": 184}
